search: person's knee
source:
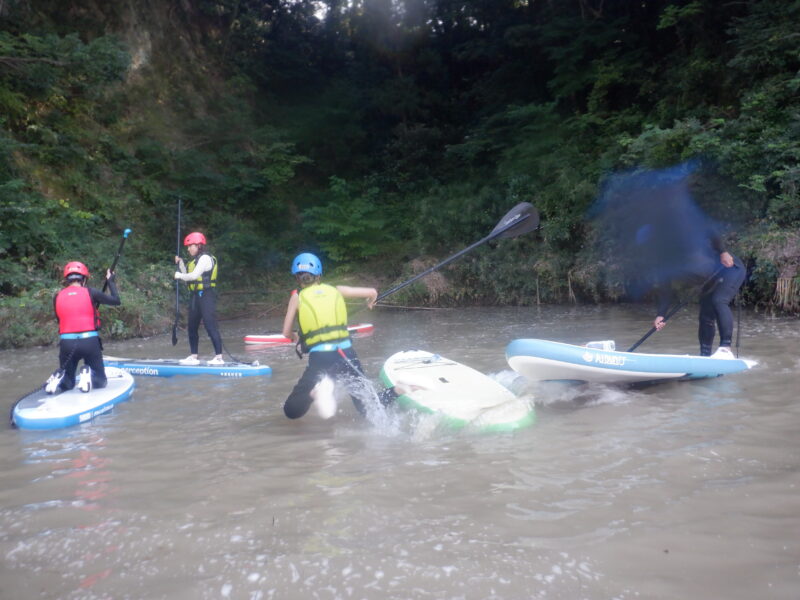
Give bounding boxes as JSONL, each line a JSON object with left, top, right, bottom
{"left": 284, "top": 405, "right": 305, "bottom": 419}
{"left": 284, "top": 397, "right": 310, "bottom": 419}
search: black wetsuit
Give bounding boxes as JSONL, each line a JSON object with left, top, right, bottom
{"left": 657, "top": 252, "right": 745, "bottom": 356}
{"left": 187, "top": 289, "right": 223, "bottom": 356}
{"left": 53, "top": 280, "right": 120, "bottom": 390}
{"left": 284, "top": 346, "right": 367, "bottom": 419}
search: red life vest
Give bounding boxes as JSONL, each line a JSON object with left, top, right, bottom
{"left": 55, "top": 287, "right": 99, "bottom": 334}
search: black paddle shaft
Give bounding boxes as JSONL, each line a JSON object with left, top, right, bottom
{"left": 102, "top": 229, "right": 132, "bottom": 293}
{"left": 172, "top": 197, "right": 182, "bottom": 346}
{"left": 626, "top": 267, "right": 725, "bottom": 353}
{"left": 626, "top": 300, "right": 686, "bottom": 353}
{"left": 376, "top": 202, "right": 539, "bottom": 303}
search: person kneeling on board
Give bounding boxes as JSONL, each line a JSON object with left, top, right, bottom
{"left": 280, "top": 253, "right": 377, "bottom": 419}
{"left": 46, "top": 262, "right": 121, "bottom": 394}
{"left": 174, "top": 231, "right": 224, "bottom": 365}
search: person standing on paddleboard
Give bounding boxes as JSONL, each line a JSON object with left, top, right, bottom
{"left": 651, "top": 231, "right": 745, "bottom": 358}
{"left": 281, "top": 252, "right": 377, "bottom": 419}
{"left": 174, "top": 231, "right": 224, "bottom": 365}
{"left": 46, "top": 261, "right": 121, "bottom": 394}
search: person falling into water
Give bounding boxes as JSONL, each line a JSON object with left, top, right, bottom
{"left": 46, "top": 261, "right": 121, "bottom": 394}
{"left": 280, "top": 252, "right": 378, "bottom": 419}
{"left": 174, "top": 231, "right": 224, "bottom": 365}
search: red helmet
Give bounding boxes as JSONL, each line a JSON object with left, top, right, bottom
{"left": 63, "top": 261, "right": 90, "bottom": 279}
{"left": 184, "top": 231, "right": 207, "bottom": 246}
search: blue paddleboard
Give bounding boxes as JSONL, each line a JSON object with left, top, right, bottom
{"left": 103, "top": 356, "right": 271, "bottom": 378}
{"left": 12, "top": 366, "right": 135, "bottom": 430}
{"left": 506, "top": 338, "right": 756, "bottom": 385}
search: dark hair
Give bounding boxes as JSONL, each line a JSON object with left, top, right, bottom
{"left": 296, "top": 272, "right": 317, "bottom": 287}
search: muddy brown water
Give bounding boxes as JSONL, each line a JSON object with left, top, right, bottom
{"left": 1, "top": 305, "right": 798, "bottom": 599}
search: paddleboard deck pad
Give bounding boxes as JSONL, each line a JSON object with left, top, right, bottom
{"left": 380, "top": 350, "right": 534, "bottom": 431}
{"left": 506, "top": 338, "right": 756, "bottom": 385}
{"left": 12, "top": 366, "right": 135, "bottom": 430}
{"left": 244, "top": 323, "right": 374, "bottom": 345}
{"left": 103, "top": 356, "right": 271, "bottom": 377}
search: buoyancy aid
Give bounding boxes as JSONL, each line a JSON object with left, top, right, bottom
{"left": 187, "top": 253, "right": 217, "bottom": 292}
{"left": 297, "top": 283, "right": 349, "bottom": 350}
{"left": 55, "top": 286, "right": 99, "bottom": 334}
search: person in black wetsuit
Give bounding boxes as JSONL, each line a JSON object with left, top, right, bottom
{"left": 652, "top": 233, "right": 745, "bottom": 358}
{"left": 47, "top": 261, "right": 121, "bottom": 393}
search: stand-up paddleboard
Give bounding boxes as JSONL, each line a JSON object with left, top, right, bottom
{"left": 380, "top": 350, "right": 535, "bottom": 432}
{"left": 103, "top": 356, "right": 271, "bottom": 378}
{"left": 506, "top": 338, "right": 757, "bottom": 385}
{"left": 12, "top": 367, "right": 135, "bottom": 430}
{"left": 244, "top": 323, "right": 374, "bottom": 345}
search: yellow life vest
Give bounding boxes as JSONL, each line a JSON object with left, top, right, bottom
{"left": 297, "top": 283, "right": 349, "bottom": 350}
{"left": 187, "top": 254, "right": 217, "bottom": 292}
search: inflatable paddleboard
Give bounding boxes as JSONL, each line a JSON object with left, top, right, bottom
{"left": 12, "top": 366, "right": 135, "bottom": 430}
{"left": 380, "top": 350, "right": 534, "bottom": 431}
{"left": 244, "top": 323, "right": 374, "bottom": 345}
{"left": 506, "top": 338, "right": 757, "bottom": 385}
{"left": 103, "top": 356, "right": 271, "bottom": 378}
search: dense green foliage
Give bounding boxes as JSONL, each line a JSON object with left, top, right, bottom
{"left": 1, "top": 0, "right": 798, "bottom": 348}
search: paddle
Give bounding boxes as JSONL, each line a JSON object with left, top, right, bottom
{"left": 172, "top": 198, "right": 181, "bottom": 346}
{"left": 102, "top": 228, "right": 132, "bottom": 293}
{"left": 375, "top": 202, "right": 540, "bottom": 303}
{"left": 627, "top": 267, "right": 724, "bottom": 353}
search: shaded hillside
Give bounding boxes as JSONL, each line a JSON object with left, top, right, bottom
{"left": 1, "top": 0, "right": 799, "bottom": 348}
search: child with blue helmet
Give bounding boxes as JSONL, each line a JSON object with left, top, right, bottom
{"left": 281, "top": 253, "right": 377, "bottom": 419}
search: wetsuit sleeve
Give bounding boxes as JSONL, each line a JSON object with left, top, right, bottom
{"left": 90, "top": 280, "right": 121, "bottom": 307}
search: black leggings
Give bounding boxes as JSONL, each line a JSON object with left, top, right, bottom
{"left": 58, "top": 336, "right": 107, "bottom": 391}
{"left": 698, "top": 258, "right": 746, "bottom": 355}
{"left": 284, "top": 347, "right": 366, "bottom": 419}
{"left": 188, "top": 290, "right": 222, "bottom": 355}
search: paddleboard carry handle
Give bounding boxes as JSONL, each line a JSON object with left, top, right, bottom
{"left": 585, "top": 340, "right": 615, "bottom": 351}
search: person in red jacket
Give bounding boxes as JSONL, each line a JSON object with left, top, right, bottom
{"left": 46, "top": 261, "right": 121, "bottom": 394}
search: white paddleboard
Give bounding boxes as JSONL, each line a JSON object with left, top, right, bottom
{"left": 380, "top": 350, "right": 534, "bottom": 431}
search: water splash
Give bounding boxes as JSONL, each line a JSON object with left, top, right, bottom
{"left": 339, "top": 374, "right": 402, "bottom": 436}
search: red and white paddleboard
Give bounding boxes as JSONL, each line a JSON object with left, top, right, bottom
{"left": 244, "top": 323, "right": 374, "bottom": 345}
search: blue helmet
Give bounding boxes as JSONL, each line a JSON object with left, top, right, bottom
{"left": 291, "top": 252, "right": 322, "bottom": 276}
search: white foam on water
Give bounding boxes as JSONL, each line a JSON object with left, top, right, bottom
{"left": 311, "top": 375, "right": 337, "bottom": 419}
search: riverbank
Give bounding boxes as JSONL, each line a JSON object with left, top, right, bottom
{"left": 0, "top": 270, "right": 389, "bottom": 351}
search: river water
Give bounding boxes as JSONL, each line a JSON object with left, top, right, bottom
{"left": 0, "top": 305, "right": 798, "bottom": 599}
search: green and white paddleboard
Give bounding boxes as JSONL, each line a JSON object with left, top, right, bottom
{"left": 380, "top": 350, "right": 535, "bottom": 432}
